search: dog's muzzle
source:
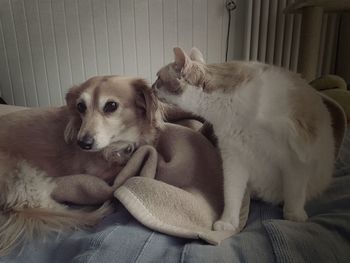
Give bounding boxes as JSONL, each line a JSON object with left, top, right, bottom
{"left": 77, "top": 135, "right": 95, "bottom": 150}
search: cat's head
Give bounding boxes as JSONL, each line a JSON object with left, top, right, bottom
{"left": 152, "top": 47, "right": 206, "bottom": 104}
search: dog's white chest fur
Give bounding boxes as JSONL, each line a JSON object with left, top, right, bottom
{"left": 2, "top": 161, "right": 59, "bottom": 210}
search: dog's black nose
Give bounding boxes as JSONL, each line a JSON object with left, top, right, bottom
{"left": 77, "top": 135, "right": 94, "bottom": 150}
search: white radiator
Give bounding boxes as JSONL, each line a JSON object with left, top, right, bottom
{"left": 240, "top": 0, "right": 339, "bottom": 75}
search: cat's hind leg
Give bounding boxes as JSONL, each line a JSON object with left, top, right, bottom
{"left": 282, "top": 160, "right": 311, "bottom": 222}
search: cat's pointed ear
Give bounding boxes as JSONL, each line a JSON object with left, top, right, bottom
{"left": 189, "top": 47, "right": 205, "bottom": 63}
{"left": 173, "top": 47, "right": 191, "bottom": 72}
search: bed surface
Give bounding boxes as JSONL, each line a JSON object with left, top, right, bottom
{"left": 0, "top": 106, "right": 350, "bottom": 263}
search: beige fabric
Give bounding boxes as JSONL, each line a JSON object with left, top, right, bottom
{"left": 116, "top": 178, "right": 249, "bottom": 244}
{"left": 113, "top": 124, "right": 250, "bottom": 244}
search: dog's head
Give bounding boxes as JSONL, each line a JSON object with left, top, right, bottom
{"left": 65, "top": 76, "right": 162, "bottom": 151}
{"left": 152, "top": 47, "right": 206, "bottom": 105}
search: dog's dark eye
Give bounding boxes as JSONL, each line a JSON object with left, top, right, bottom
{"left": 77, "top": 102, "right": 86, "bottom": 113}
{"left": 104, "top": 101, "right": 118, "bottom": 113}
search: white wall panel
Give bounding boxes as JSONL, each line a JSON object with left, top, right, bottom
{"left": 193, "top": 0, "right": 207, "bottom": 60}
{"left": 0, "top": 0, "right": 236, "bottom": 106}
{"left": 120, "top": 0, "right": 137, "bottom": 76}
{"left": 163, "top": 0, "right": 177, "bottom": 63}
{"left": 149, "top": 0, "right": 164, "bottom": 81}
{"left": 24, "top": 0, "right": 50, "bottom": 106}
{"left": 0, "top": 19, "right": 14, "bottom": 104}
{"left": 11, "top": 0, "right": 38, "bottom": 107}
{"left": 64, "top": 0, "right": 85, "bottom": 85}
{"left": 134, "top": 0, "right": 150, "bottom": 80}
{"left": 92, "top": 0, "right": 110, "bottom": 76}
{"left": 106, "top": 0, "right": 124, "bottom": 76}
{"left": 1, "top": 0, "right": 26, "bottom": 106}
{"left": 52, "top": 0, "right": 73, "bottom": 99}
{"left": 178, "top": 0, "right": 192, "bottom": 53}
{"left": 38, "top": 0, "right": 63, "bottom": 106}
{"left": 207, "top": 0, "right": 224, "bottom": 63}
{"left": 77, "top": 0, "right": 98, "bottom": 80}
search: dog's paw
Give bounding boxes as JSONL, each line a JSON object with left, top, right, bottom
{"left": 213, "top": 220, "right": 239, "bottom": 232}
{"left": 102, "top": 142, "right": 136, "bottom": 164}
{"left": 283, "top": 209, "right": 308, "bottom": 222}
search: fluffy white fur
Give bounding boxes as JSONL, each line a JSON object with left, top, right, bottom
{"left": 153, "top": 47, "right": 335, "bottom": 232}
{"left": 2, "top": 160, "right": 58, "bottom": 210}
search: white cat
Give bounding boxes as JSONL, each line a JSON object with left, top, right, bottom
{"left": 152, "top": 47, "right": 335, "bottom": 232}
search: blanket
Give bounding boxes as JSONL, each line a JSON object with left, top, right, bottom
{"left": 51, "top": 119, "right": 250, "bottom": 245}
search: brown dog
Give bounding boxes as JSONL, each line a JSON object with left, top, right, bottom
{"left": 0, "top": 76, "right": 162, "bottom": 255}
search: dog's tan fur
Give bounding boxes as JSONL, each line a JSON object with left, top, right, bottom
{"left": 0, "top": 75, "right": 162, "bottom": 255}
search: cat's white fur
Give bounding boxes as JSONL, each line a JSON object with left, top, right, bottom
{"left": 153, "top": 47, "right": 335, "bottom": 231}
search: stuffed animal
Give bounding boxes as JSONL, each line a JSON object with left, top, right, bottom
{"left": 310, "top": 74, "right": 350, "bottom": 125}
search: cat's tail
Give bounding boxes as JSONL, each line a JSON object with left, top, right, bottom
{"left": 287, "top": 92, "right": 344, "bottom": 163}
{"left": 287, "top": 116, "right": 318, "bottom": 163}
{"left": 286, "top": 92, "right": 344, "bottom": 200}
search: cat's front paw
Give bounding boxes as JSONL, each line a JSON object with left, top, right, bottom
{"left": 213, "top": 220, "right": 239, "bottom": 232}
{"left": 283, "top": 209, "right": 308, "bottom": 222}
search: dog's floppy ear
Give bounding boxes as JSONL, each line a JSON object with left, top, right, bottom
{"left": 64, "top": 116, "right": 81, "bottom": 143}
{"left": 133, "top": 79, "right": 161, "bottom": 125}
{"left": 64, "top": 85, "right": 82, "bottom": 143}
{"left": 189, "top": 47, "right": 205, "bottom": 63}
{"left": 65, "top": 85, "right": 81, "bottom": 109}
